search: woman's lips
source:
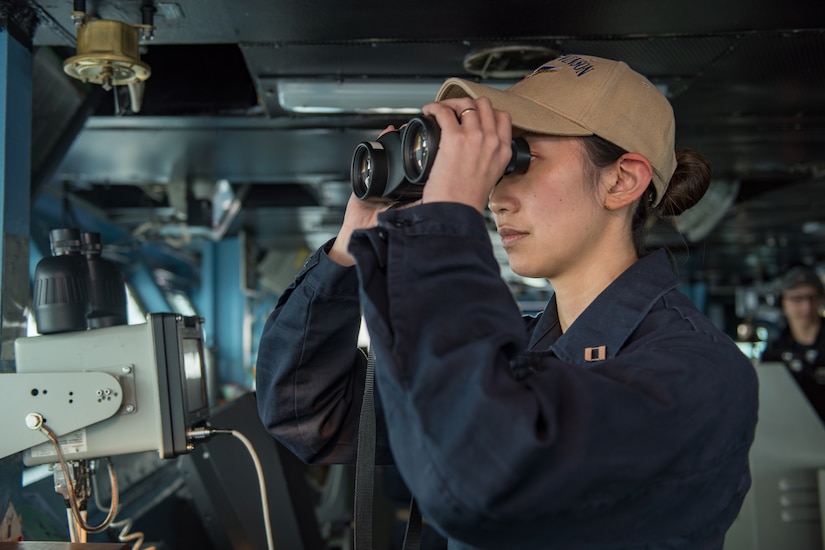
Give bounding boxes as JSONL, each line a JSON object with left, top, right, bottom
{"left": 498, "top": 227, "right": 528, "bottom": 248}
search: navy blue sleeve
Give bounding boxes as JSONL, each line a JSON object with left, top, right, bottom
{"left": 349, "top": 202, "right": 758, "bottom": 547}
{"left": 255, "top": 242, "right": 394, "bottom": 464}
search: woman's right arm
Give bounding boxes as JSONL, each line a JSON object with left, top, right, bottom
{"left": 256, "top": 193, "right": 391, "bottom": 464}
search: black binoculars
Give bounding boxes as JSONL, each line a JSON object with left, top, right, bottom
{"left": 350, "top": 115, "right": 531, "bottom": 202}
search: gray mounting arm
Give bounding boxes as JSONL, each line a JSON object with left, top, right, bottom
{"left": 0, "top": 372, "right": 123, "bottom": 460}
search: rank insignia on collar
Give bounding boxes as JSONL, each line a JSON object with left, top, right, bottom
{"left": 584, "top": 346, "right": 606, "bottom": 362}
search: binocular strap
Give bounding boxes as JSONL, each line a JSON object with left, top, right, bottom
{"left": 354, "top": 346, "right": 422, "bottom": 550}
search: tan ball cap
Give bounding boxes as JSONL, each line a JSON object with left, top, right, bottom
{"left": 436, "top": 54, "right": 678, "bottom": 206}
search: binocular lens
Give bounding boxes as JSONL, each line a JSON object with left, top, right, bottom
{"left": 406, "top": 131, "right": 428, "bottom": 178}
{"left": 351, "top": 142, "right": 387, "bottom": 200}
{"left": 402, "top": 116, "right": 441, "bottom": 184}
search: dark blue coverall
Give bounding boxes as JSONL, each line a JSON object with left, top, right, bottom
{"left": 256, "top": 201, "right": 759, "bottom": 549}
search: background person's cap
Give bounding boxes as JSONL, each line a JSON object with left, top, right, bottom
{"left": 778, "top": 266, "right": 825, "bottom": 295}
{"left": 436, "top": 54, "right": 677, "bottom": 206}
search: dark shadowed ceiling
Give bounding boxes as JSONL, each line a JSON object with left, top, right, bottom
{"left": 25, "top": 0, "right": 825, "bottom": 300}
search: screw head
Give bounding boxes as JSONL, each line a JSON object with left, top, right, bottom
{"left": 25, "top": 413, "right": 44, "bottom": 430}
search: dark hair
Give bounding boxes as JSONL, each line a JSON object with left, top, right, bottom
{"left": 579, "top": 136, "right": 712, "bottom": 255}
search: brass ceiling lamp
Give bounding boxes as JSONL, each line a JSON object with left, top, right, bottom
{"left": 63, "top": 1, "right": 155, "bottom": 114}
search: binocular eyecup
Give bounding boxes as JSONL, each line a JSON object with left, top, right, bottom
{"left": 351, "top": 115, "right": 530, "bottom": 202}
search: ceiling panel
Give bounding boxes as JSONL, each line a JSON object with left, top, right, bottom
{"left": 23, "top": 0, "right": 825, "bottom": 295}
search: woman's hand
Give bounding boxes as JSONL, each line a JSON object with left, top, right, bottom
{"left": 419, "top": 97, "right": 514, "bottom": 213}
{"left": 329, "top": 192, "right": 392, "bottom": 266}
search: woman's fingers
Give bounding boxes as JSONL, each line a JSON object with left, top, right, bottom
{"left": 417, "top": 97, "right": 514, "bottom": 211}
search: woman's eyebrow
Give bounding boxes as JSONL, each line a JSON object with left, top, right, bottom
{"left": 513, "top": 130, "right": 541, "bottom": 139}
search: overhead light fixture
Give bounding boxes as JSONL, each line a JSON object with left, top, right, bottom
{"left": 463, "top": 44, "right": 562, "bottom": 79}
{"left": 63, "top": 18, "right": 152, "bottom": 89}
{"left": 802, "top": 221, "right": 825, "bottom": 235}
{"left": 156, "top": 2, "right": 185, "bottom": 20}
{"left": 674, "top": 179, "right": 740, "bottom": 242}
{"left": 463, "top": 45, "right": 674, "bottom": 98}
{"left": 63, "top": 0, "right": 155, "bottom": 113}
{"left": 276, "top": 79, "right": 516, "bottom": 115}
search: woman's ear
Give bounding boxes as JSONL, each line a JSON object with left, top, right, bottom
{"left": 603, "top": 153, "right": 653, "bottom": 211}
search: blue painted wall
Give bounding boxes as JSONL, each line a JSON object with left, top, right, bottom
{"left": 0, "top": 25, "right": 32, "bottom": 543}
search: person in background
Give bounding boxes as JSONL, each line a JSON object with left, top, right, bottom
{"left": 762, "top": 265, "right": 825, "bottom": 420}
{"left": 256, "top": 54, "right": 759, "bottom": 548}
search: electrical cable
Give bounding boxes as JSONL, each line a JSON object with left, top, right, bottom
{"left": 190, "top": 427, "right": 275, "bottom": 550}
{"left": 110, "top": 516, "right": 155, "bottom": 550}
{"left": 92, "top": 465, "right": 156, "bottom": 550}
{"left": 39, "top": 418, "right": 152, "bottom": 550}
{"left": 34, "top": 419, "right": 272, "bottom": 549}
{"left": 36, "top": 420, "right": 119, "bottom": 534}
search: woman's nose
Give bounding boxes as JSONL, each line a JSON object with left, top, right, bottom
{"left": 488, "top": 178, "right": 517, "bottom": 214}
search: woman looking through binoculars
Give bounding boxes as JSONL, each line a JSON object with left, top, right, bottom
{"left": 256, "top": 54, "right": 758, "bottom": 549}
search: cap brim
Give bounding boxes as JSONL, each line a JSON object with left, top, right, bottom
{"left": 436, "top": 78, "right": 595, "bottom": 137}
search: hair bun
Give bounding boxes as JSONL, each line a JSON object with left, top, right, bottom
{"left": 657, "top": 148, "right": 712, "bottom": 217}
